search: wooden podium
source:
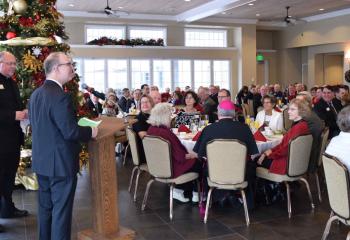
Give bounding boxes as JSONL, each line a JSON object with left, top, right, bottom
{"left": 78, "top": 116, "right": 135, "bottom": 240}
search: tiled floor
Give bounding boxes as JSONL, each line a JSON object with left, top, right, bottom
{"left": 1, "top": 155, "right": 350, "bottom": 240}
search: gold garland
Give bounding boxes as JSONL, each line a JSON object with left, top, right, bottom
{"left": 22, "top": 50, "right": 42, "bottom": 73}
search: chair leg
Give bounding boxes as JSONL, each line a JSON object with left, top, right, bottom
{"left": 196, "top": 179, "right": 201, "bottom": 206}
{"left": 141, "top": 179, "right": 154, "bottom": 211}
{"left": 285, "top": 182, "right": 292, "bottom": 218}
{"left": 346, "top": 231, "right": 350, "bottom": 240}
{"left": 321, "top": 213, "right": 337, "bottom": 240}
{"left": 133, "top": 168, "right": 142, "bottom": 202}
{"left": 123, "top": 143, "right": 129, "bottom": 165}
{"left": 241, "top": 189, "right": 250, "bottom": 226}
{"left": 300, "top": 177, "right": 315, "bottom": 209}
{"left": 315, "top": 172, "right": 322, "bottom": 202}
{"left": 128, "top": 166, "right": 138, "bottom": 192}
{"left": 204, "top": 188, "right": 214, "bottom": 223}
{"left": 170, "top": 184, "right": 174, "bottom": 220}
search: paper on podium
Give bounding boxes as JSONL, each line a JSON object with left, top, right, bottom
{"left": 78, "top": 117, "right": 102, "bottom": 127}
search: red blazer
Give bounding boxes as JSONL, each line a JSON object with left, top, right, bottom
{"left": 147, "top": 126, "right": 196, "bottom": 178}
{"left": 269, "top": 120, "right": 310, "bottom": 175}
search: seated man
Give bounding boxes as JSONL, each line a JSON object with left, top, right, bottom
{"left": 193, "top": 100, "right": 258, "bottom": 207}
{"left": 314, "top": 85, "right": 343, "bottom": 138}
{"left": 198, "top": 87, "right": 217, "bottom": 123}
{"left": 326, "top": 105, "right": 350, "bottom": 171}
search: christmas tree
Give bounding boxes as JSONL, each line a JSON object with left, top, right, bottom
{"left": 0, "top": 0, "right": 91, "bottom": 174}
{"left": 0, "top": 0, "right": 89, "bottom": 117}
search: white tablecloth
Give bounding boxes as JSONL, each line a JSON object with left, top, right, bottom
{"left": 179, "top": 134, "right": 283, "bottom": 155}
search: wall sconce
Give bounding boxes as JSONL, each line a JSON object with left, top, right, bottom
{"left": 345, "top": 51, "right": 350, "bottom": 64}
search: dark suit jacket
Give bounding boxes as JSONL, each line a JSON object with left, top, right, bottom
{"left": 313, "top": 98, "right": 342, "bottom": 138}
{"left": 252, "top": 93, "right": 262, "bottom": 117}
{"left": 0, "top": 73, "right": 24, "bottom": 154}
{"left": 118, "top": 96, "right": 135, "bottom": 113}
{"left": 87, "top": 99, "right": 102, "bottom": 118}
{"left": 29, "top": 80, "right": 92, "bottom": 177}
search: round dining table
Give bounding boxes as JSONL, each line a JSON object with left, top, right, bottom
{"left": 176, "top": 131, "right": 283, "bottom": 155}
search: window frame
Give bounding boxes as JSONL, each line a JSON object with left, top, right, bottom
{"left": 77, "top": 58, "right": 231, "bottom": 93}
{"left": 184, "top": 28, "right": 228, "bottom": 48}
{"left": 128, "top": 25, "right": 167, "bottom": 45}
{"left": 84, "top": 24, "right": 126, "bottom": 43}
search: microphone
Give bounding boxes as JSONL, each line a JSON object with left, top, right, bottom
{"left": 81, "top": 83, "right": 89, "bottom": 90}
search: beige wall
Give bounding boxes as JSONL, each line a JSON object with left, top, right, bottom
{"left": 276, "top": 14, "right": 350, "bottom": 49}
{"left": 274, "top": 15, "right": 350, "bottom": 88}
{"left": 256, "top": 30, "right": 276, "bottom": 50}
{"left": 324, "top": 55, "right": 344, "bottom": 85}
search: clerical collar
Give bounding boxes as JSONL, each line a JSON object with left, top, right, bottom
{"left": 47, "top": 79, "right": 63, "bottom": 89}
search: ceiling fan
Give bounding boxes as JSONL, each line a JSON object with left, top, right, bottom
{"left": 89, "top": 0, "right": 129, "bottom": 17}
{"left": 257, "top": 6, "right": 307, "bottom": 27}
{"left": 283, "top": 6, "right": 305, "bottom": 25}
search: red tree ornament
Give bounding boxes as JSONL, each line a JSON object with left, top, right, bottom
{"left": 6, "top": 31, "right": 16, "bottom": 39}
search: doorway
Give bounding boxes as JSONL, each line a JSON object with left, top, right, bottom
{"left": 315, "top": 52, "right": 344, "bottom": 85}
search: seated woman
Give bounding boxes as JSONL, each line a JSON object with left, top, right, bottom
{"left": 175, "top": 91, "right": 202, "bottom": 128}
{"left": 102, "top": 92, "right": 118, "bottom": 117}
{"left": 326, "top": 105, "right": 350, "bottom": 171}
{"left": 255, "top": 95, "right": 283, "bottom": 132}
{"left": 132, "top": 95, "right": 154, "bottom": 163}
{"left": 147, "top": 103, "right": 200, "bottom": 203}
{"left": 257, "top": 99, "right": 311, "bottom": 174}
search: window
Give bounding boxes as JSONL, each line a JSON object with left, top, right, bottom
{"left": 107, "top": 60, "right": 128, "bottom": 90}
{"left": 85, "top": 25, "right": 125, "bottom": 42}
{"left": 73, "top": 58, "right": 82, "bottom": 78}
{"left": 129, "top": 26, "right": 167, "bottom": 44}
{"left": 131, "top": 60, "right": 150, "bottom": 89}
{"left": 153, "top": 60, "right": 171, "bottom": 92}
{"left": 174, "top": 60, "right": 191, "bottom": 89}
{"left": 83, "top": 59, "right": 105, "bottom": 92}
{"left": 77, "top": 59, "right": 231, "bottom": 93}
{"left": 194, "top": 60, "right": 211, "bottom": 90}
{"left": 213, "top": 60, "right": 230, "bottom": 90}
{"left": 185, "top": 28, "right": 227, "bottom": 47}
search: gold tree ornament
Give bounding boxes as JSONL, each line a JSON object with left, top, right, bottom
{"left": 22, "top": 50, "right": 43, "bottom": 73}
{"left": 12, "top": 0, "right": 28, "bottom": 14}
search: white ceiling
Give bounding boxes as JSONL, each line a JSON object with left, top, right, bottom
{"left": 57, "top": 0, "right": 350, "bottom": 23}
{"left": 57, "top": 0, "right": 212, "bottom": 15}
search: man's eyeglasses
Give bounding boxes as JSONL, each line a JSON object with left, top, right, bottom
{"left": 57, "top": 62, "right": 73, "bottom": 67}
{"left": 1, "top": 61, "right": 16, "bottom": 66}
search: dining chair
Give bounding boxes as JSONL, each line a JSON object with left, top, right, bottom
{"left": 204, "top": 139, "right": 250, "bottom": 226}
{"left": 282, "top": 107, "right": 293, "bottom": 132}
{"left": 256, "top": 134, "right": 314, "bottom": 218}
{"left": 321, "top": 153, "right": 350, "bottom": 240}
{"left": 247, "top": 99, "right": 254, "bottom": 117}
{"left": 313, "top": 127, "right": 330, "bottom": 202}
{"left": 126, "top": 127, "right": 149, "bottom": 202}
{"left": 141, "top": 135, "right": 200, "bottom": 220}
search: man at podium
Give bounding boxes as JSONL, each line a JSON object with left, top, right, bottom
{"left": 29, "top": 52, "right": 98, "bottom": 240}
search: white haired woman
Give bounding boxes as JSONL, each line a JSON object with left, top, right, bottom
{"left": 147, "top": 103, "right": 201, "bottom": 203}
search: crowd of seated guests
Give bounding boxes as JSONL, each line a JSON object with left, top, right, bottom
{"left": 80, "top": 80, "right": 350, "bottom": 209}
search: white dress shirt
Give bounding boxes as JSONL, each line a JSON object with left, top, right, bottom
{"left": 255, "top": 109, "right": 283, "bottom": 132}
{"left": 325, "top": 131, "right": 350, "bottom": 171}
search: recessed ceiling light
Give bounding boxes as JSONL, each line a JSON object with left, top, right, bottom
{"left": 184, "top": 0, "right": 191, "bottom": 2}
{"left": 118, "top": 6, "right": 123, "bottom": 9}
{"left": 248, "top": 3, "right": 254, "bottom": 6}
{"left": 256, "top": 13, "right": 260, "bottom": 17}
{"left": 319, "top": 8, "right": 325, "bottom": 11}
{"left": 68, "top": 3, "right": 74, "bottom": 7}
{"left": 222, "top": 12, "right": 226, "bottom": 15}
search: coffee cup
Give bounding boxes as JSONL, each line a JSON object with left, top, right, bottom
{"left": 264, "top": 127, "right": 273, "bottom": 136}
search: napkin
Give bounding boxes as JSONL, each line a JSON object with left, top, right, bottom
{"left": 274, "top": 107, "right": 282, "bottom": 112}
{"left": 254, "top": 130, "right": 267, "bottom": 142}
{"left": 178, "top": 124, "right": 191, "bottom": 133}
{"left": 192, "top": 131, "right": 202, "bottom": 141}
